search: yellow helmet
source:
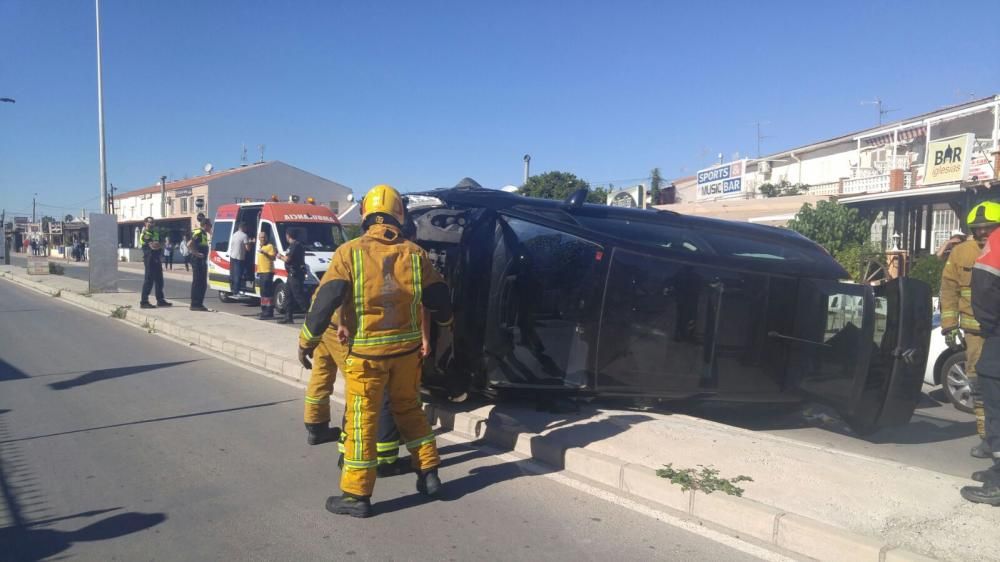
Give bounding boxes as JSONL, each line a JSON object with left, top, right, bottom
{"left": 967, "top": 201, "right": 1000, "bottom": 229}
{"left": 361, "top": 184, "right": 405, "bottom": 226}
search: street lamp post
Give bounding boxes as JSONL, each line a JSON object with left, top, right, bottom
{"left": 96, "top": 0, "right": 109, "bottom": 212}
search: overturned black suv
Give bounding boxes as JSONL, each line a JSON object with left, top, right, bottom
{"left": 407, "top": 185, "right": 931, "bottom": 434}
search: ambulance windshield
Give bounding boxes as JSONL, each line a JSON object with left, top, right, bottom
{"left": 277, "top": 222, "right": 346, "bottom": 252}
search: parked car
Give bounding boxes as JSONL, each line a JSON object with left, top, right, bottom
{"left": 924, "top": 311, "right": 973, "bottom": 413}
{"left": 407, "top": 185, "right": 932, "bottom": 434}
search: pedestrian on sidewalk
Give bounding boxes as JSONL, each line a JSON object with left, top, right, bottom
{"left": 163, "top": 237, "right": 174, "bottom": 271}
{"left": 188, "top": 218, "right": 212, "bottom": 311}
{"left": 179, "top": 234, "right": 190, "bottom": 271}
{"left": 139, "top": 217, "right": 171, "bottom": 309}
{"left": 961, "top": 202, "right": 1000, "bottom": 505}
{"left": 297, "top": 184, "right": 452, "bottom": 518}
{"left": 277, "top": 228, "right": 307, "bottom": 325}
{"left": 256, "top": 230, "right": 276, "bottom": 319}
{"left": 228, "top": 222, "right": 252, "bottom": 297}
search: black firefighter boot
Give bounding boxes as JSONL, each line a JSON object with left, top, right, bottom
{"left": 305, "top": 423, "right": 340, "bottom": 446}
{"left": 326, "top": 493, "right": 373, "bottom": 518}
{"left": 258, "top": 306, "right": 274, "bottom": 319}
{"left": 961, "top": 481, "right": 1000, "bottom": 506}
{"left": 971, "top": 439, "right": 992, "bottom": 459}
{"left": 416, "top": 468, "right": 442, "bottom": 497}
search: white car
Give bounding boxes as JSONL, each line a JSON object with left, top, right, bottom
{"left": 924, "top": 310, "right": 973, "bottom": 413}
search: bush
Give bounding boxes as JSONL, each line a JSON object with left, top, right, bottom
{"left": 909, "top": 254, "right": 945, "bottom": 295}
{"left": 787, "top": 201, "right": 870, "bottom": 255}
{"left": 759, "top": 180, "right": 808, "bottom": 198}
{"left": 833, "top": 243, "right": 884, "bottom": 283}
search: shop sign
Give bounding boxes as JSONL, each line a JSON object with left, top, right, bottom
{"left": 607, "top": 185, "right": 645, "bottom": 208}
{"left": 697, "top": 160, "right": 746, "bottom": 200}
{"left": 924, "top": 133, "right": 972, "bottom": 185}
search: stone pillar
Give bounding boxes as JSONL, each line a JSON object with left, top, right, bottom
{"left": 889, "top": 169, "right": 905, "bottom": 192}
{"left": 993, "top": 150, "right": 1000, "bottom": 180}
{"left": 885, "top": 250, "right": 908, "bottom": 279}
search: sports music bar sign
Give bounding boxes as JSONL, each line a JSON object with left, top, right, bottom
{"left": 697, "top": 160, "right": 746, "bottom": 201}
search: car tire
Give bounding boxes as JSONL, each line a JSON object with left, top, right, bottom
{"left": 273, "top": 280, "right": 287, "bottom": 315}
{"left": 941, "top": 351, "right": 974, "bottom": 414}
{"left": 218, "top": 290, "right": 235, "bottom": 303}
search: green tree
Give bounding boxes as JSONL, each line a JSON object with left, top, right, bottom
{"left": 649, "top": 167, "right": 663, "bottom": 205}
{"left": 64, "top": 214, "right": 74, "bottom": 222}
{"left": 759, "top": 180, "right": 808, "bottom": 198}
{"left": 786, "top": 201, "right": 869, "bottom": 255}
{"left": 521, "top": 171, "right": 604, "bottom": 204}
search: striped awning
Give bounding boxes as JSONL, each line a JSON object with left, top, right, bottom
{"left": 864, "top": 126, "right": 926, "bottom": 147}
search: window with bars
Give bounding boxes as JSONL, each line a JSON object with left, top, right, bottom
{"left": 931, "top": 209, "right": 960, "bottom": 251}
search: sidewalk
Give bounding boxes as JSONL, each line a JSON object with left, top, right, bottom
{"left": 3, "top": 263, "right": 992, "bottom": 561}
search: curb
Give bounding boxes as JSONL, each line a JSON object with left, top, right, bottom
{"left": 0, "top": 271, "right": 937, "bottom": 562}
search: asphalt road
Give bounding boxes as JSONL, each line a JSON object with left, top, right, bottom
{"left": 0, "top": 279, "right": 770, "bottom": 561}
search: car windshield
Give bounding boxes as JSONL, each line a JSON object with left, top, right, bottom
{"left": 277, "top": 222, "right": 346, "bottom": 252}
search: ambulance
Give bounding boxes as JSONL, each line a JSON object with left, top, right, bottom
{"left": 208, "top": 198, "right": 347, "bottom": 314}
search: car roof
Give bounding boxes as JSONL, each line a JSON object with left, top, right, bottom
{"left": 412, "top": 186, "right": 848, "bottom": 279}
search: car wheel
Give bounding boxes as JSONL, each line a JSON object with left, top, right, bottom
{"left": 941, "top": 351, "right": 974, "bottom": 414}
{"left": 273, "top": 281, "right": 287, "bottom": 314}
{"left": 218, "top": 290, "right": 234, "bottom": 303}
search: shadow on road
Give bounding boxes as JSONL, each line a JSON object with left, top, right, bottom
{"left": 373, "top": 406, "right": 652, "bottom": 516}
{"left": 1, "top": 399, "right": 298, "bottom": 444}
{"left": 47, "top": 360, "right": 199, "bottom": 391}
{"left": 0, "top": 409, "right": 167, "bottom": 561}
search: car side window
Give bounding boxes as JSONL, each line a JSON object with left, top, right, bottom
{"left": 212, "top": 220, "right": 233, "bottom": 252}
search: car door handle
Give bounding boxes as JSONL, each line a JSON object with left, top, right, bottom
{"left": 767, "top": 331, "right": 833, "bottom": 348}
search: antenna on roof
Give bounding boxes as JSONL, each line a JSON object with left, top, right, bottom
{"left": 861, "top": 97, "right": 898, "bottom": 125}
{"left": 258, "top": 144, "right": 265, "bottom": 164}
{"left": 241, "top": 144, "right": 248, "bottom": 167}
{"left": 204, "top": 163, "right": 214, "bottom": 175}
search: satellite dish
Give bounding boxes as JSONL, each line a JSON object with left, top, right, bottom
{"left": 204, "top": 163, "right": 214, "bottom": 174}
{"left": 347, "top": 193, "right": 355, "bottom": 203}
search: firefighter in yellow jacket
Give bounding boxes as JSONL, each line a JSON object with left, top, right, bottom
{"left": 941, "top": 201, "right": 1000, "bottom": 458}
{"left": 298, "top": 184, "right": 452, "bottom": 518}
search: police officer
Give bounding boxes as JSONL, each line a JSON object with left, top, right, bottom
{"left": 961, "top": 202, "right": 1000, "bottom": 504}
{"left": 188, "top": 218, "right": 212, "bottom": 311}
{"left": 139, "top": 216, "right": 171, "bottom": 309}
{"left": 298, "top": 184, "right": 452, "bottom": 518}
{"left": 941, "top": 202, "right": 1000, "bottom": 457}
{"left": 277, "top": 228, "right": 308, "bottom": 324}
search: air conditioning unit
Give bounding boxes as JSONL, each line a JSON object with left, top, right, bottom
{"left": 758, "top": 161, "right": 772, "bottom": 174}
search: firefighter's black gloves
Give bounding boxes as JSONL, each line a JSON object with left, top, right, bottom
{"left": 299, "top": 346, "right": 314, "bottom": 370}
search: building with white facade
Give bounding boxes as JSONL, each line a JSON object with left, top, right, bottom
{"left": 113, "top": 161, "right": 353, "bottom": 248}
{"left": 660, "top": 95, "right": 1000, "bottom": 255}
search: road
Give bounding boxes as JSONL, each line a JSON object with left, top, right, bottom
{"left": 8, "top": 254, "right": 986, "bottom": 480}
{"left": 0, "top": 279, "right": 773, "bottom": 561}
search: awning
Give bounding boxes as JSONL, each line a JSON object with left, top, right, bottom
{"left": 839, "top": 183, "right": 961, "bottom": 204}
{"left": 864, "top": 126, "right": 926, "bottom": 147}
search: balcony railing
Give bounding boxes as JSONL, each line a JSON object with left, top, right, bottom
{"left": 841, "top": 172, "right": 912, "bottom": 195}
{"left": 805, "top": 181, "right": 841, "bottom": 195}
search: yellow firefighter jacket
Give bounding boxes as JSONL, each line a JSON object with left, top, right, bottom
{"left": 941, "top": 238, "right": 983, "bottom": 334}
{"left": 299, "top": 223, "right": 452, "bottom": 357}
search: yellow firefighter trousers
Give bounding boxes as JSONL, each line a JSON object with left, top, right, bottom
{"left": 967, "top": 333, "right": 986, "bottom": 437}
{"left": 340, "top": 351, "right": 439, "bottom": 497}
{"left": 304, "top": 339, "right": 346, "bottom": 425}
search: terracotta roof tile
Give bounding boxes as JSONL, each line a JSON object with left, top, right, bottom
{"left": 116, "top": 162, "right": 269, "bottom": 198}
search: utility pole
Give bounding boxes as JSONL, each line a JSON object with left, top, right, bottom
{"left": 160, "top": 175, "right": 167, "bottom": 217}
{"left": 32, "top": 193, "right": 36, "bottom": 222}
{"left": 755, "top": 121, "right": 771, "bottom": 158}
{"left": 96, "top": 0, "right": 109, "bottom": 213}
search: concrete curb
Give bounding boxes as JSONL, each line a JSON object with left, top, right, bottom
{"left": 0, "top": 271, "right": 937, "bottom": 562}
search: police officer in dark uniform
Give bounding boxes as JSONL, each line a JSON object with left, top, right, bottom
{"left": 188, "top": 218, "right": 212, "bottom": 311}
{"left": 277, "top": 228, "right": 307, "bottom": 324}
{"left": 139, "top": 216, "right": 171, "bottom": 309}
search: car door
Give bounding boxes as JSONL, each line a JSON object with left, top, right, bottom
{"left": 482, "top": 215, "right": 605, "bottom": 389}
{"left": 783, "top": 277, "right": 931, "bottom": 433}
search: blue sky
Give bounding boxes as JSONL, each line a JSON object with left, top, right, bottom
{"left": 2, "top": 0, "right": 999, "bottom": 219}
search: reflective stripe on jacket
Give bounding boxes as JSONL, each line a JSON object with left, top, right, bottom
{"left": 973, "top": 229, "right": 1000, "bottom": 338}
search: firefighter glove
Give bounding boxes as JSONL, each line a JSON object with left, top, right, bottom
{"left": 298, "top": 346, "right": 314, "bottom": 369}
{"left": 944, "top": 329, "right": 962, "bottom": 351}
